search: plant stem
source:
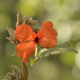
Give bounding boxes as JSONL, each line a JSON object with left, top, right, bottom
{"left": 22, "top": 62, "right": 28, "bottom": 80}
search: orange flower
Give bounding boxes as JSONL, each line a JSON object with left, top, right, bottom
{"left": 15, "top": 21, "right": 58, "bottom": 63}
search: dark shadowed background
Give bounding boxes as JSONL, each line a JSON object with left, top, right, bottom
{"left": 0, "top": 0, "right": 80, "bottom": 80}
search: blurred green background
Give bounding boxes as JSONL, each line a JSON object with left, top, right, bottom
{"left": 0, "top": 0, "right": 80, "bottom": 80}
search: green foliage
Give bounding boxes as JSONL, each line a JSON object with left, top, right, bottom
{"left": 36, "top": 42, "right": 78, "bottom": 60}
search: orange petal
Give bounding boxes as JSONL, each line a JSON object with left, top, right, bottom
{"left": 16, "top": 42, "right": 27, "bottom": 57}
{"left": 22, "top": 46, "right": 35, "bottom": 63}
{"left": 16, "top": 41, "right": 36, "bottom": 63}
{"left": 15, "top": 25, "right": 36, "bottom": 41}
{"left": 38, "top": 21, "right": 58, "bottom": 38}
{"left": 22, "top": 42, "right": 36, "bottom": 63}
{"left": 39, "top": 35, "right": 57, "bottom": 48}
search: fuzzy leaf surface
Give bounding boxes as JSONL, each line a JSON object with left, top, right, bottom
{"left": 6, "top": 27, "right": 18, "bottom": 45}
{"left": 5, "top": 65, "right": 25, "bottom": 80}
{"left": 36, "top": 42, "right": 78, "bottom": 60}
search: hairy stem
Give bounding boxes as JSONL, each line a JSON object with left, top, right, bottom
{"left": 22, "top": 62, "right": 28, "bottom": 80}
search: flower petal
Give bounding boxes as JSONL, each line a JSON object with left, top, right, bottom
{"left": 16, "top": 42, "right": 27, "bottom": 57}
{"left": 38, "top": 21, "right": 58, "bottom": 38}
{"left": 15, "top": 25, "right": 36, "bottom": 41}
{"left": 22, "top": 43, "right": 36, "bottom": 63}
{"left": 16, "top": 41, "right": 36, "bottom": 63}
{"left": 39, "top": 35, "right": 57, "bottom": 48}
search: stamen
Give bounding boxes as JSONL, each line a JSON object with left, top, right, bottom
{"left": 30, "top": 44, "right": 38, "bottom": 66}
{"left": 35, "top": 44, "right": 38, "bottom": 57}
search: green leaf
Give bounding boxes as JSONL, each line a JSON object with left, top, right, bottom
{"left": 36, "top": 42, "right": 78, "bottom": 60}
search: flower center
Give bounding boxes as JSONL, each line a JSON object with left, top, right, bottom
{"left": 35, "top": 37, "right": 39, "bottom": 43}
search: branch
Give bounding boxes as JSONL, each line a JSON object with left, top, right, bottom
{"left": 22, "top": 62, "right": 28, "bottom": 80}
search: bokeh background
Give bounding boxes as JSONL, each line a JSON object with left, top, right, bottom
{"left": 0, "top": 0, "right": 80, "bottom": 80}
